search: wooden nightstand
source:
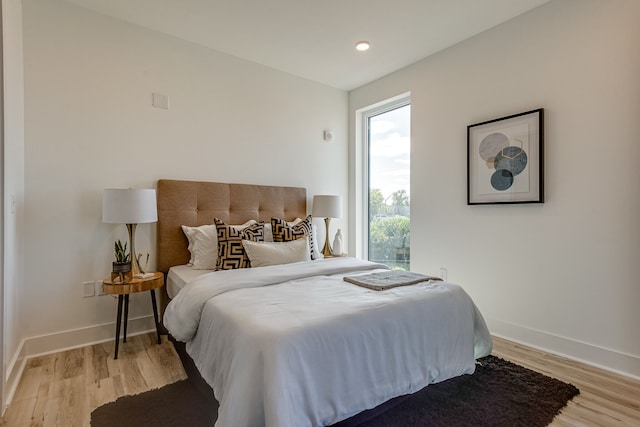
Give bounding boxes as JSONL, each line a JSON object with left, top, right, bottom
{"left": 103, "top": 272, "right": 164, "bottom": 359}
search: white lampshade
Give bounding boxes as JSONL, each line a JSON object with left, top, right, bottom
{"left": 103, "top": 189, "right": 158, "bottom": 224}
{"left": 312, "top": 195, "right": 343, "bottom": 219}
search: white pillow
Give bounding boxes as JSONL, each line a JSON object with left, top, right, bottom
{"left": 242, "top": 236, "right": 311, "bottom": 267}
{"left": 182, "top": 220, "right": 256, "bottom": 270}
{"left": 264, "top": 218, "right": 323, "bottom": 259}
{"left": 263, "top": 223, "right": 274, "bottom": 243}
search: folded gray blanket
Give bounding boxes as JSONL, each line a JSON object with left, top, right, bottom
{"left": 344, "top": 270, "right": 442, "bottom": 291}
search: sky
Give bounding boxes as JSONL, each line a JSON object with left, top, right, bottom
{"left": 369, "top": 104, "right": 410, "bottom": 202}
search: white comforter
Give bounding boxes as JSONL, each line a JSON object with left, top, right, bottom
{"left": 164, "top": 258, "right": 492, "bottom": 427}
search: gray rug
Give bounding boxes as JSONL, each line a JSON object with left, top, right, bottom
{"left": 91, "top": 355, "right": 579, "bottom": 426}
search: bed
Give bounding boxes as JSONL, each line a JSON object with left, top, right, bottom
{"left": 157, "top": 179, "right": 492, "bottom": 427}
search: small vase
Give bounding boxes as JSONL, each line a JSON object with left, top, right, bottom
{"left": 112, "top": 261, "right": 132, "bottom": 283}
{"left": 112, "top": 261, "right": 131, "bottom": 274}
{"left": 332, "top": 229, "right": 343, "bottom": 256}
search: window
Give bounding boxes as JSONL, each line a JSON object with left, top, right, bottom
{"left": 361, "top": 96, "right": 410, "bottom": 270}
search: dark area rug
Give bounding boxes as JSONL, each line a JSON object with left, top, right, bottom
{"left": 91, "top": 355, "right": 578, "bottom": 427}
{"left": 91, "top": 379, "right": 218, "bottom": 427}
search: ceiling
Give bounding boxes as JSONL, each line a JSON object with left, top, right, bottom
{"left": 64, "top": 0, "right": 550, "bottom": 91}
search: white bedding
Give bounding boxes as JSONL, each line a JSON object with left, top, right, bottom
{"left": 166, "top": 265, "right": 211, "bottom": 298}
{"left": 164, "top": 258, "right": 492, "bottom": 427}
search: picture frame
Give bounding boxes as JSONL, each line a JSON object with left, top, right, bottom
{"left": 467, "top": 108, "right": 544, "bottom": 205}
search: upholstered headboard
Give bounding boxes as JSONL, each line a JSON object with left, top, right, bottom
{"left": 156, "top": 179, "right": 307, "bottom": 274}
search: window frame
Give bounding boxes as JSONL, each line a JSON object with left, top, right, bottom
{"left": 356, "top": 93, "right": 411, "bottom": 261}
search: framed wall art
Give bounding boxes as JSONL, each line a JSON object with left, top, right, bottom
{"left": 467, "top": 108, "right": 544, "bottom": 205}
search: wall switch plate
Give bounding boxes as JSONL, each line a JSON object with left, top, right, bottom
{"left": 152, "top": 92, "right": 169, "bottom": 109}
{"left": 83, "top": 281, "right": 95, "bottom": 297}
{"left": 439, "top": 268, "right": 448, "bottom": 281}
{"left": 95, "top": 280, "right": 105, "bottom": 296}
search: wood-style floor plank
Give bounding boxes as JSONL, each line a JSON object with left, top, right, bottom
{"left": 491, "top": 336, "right": 640, "bottom": 426}
{"left": 1, "top": 333, "right": 187, "bottom": 427}
{"left": 2, "top": 333, "right": 639, "bottom": 426}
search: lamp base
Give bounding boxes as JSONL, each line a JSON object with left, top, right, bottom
{"left": 322, "top": 217, "right": 333, "bottom": 257}
{"left": 126, "top": 223, "right": 145, "bottom": 275}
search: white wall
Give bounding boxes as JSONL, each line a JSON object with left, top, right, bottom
{"left": 2, "top": 0, "right": 26, "bottom": 406}
{"left": 19, "top": 0, "right": 347, "bottom": 361}
{"left": 350, "top": 0, "right": 640, "bottom": 377}
{"left": 17, "top": 0, "right": 640, "bottom": 386}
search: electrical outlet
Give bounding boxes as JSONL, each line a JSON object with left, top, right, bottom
{"left": 439, "top": 268, "right": 448, "bottom": 281}
{"left": 95, "top": 280, "right": 105, "bottom": 296}
{"left": 82, "top": 281, "right": 95, "bottom": 297}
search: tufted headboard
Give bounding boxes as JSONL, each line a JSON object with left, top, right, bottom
{"left": 156, "top": 179, "right": 307, "bottom": 274}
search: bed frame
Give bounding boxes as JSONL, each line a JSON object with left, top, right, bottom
{"left": 156, "top": 179, "right": 307, "bottom": 309}
{"left": 155, "top": 179, "right": 413, "bottom": 425}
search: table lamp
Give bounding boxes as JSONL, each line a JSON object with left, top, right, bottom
{"left": 312, "top": 195, "right": 343, "bottom": 257}
{"left": 103, "top": 188, "right": 157, "bottom": 277}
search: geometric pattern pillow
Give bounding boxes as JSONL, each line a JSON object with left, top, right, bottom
{"left": 214, "top": 218, "right": 265, "bottom": 270}
{"left": 271, "top": 215, "right": 318, "bottom": 260}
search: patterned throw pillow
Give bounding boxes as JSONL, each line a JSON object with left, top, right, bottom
{"left": 271, "top": 215, "right": 318, "bottom": 260}
{"left": 214, "top": 218, "right": 265, "bottom": 270}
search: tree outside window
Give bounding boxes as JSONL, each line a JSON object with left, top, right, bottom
{"left": 369, "top": 189, "right": 410, "bottom": 270}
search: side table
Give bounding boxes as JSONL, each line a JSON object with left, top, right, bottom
{"left": 103, "top": 272, "right": 164, "bottom": 359}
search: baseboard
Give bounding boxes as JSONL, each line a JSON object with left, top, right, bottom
{"left": 21, "top": 315, "right": 156, "bottom": 357}
{"left": 487, "top": 317, "right": 640, "bottom": 380}
{"left": 3, "top": 315, "right": 156, "bottom": 412}
{"left": 3, "top": 339, "right": 27, "bottom": 415}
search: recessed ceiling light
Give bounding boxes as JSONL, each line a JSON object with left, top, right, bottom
{"left": 355, "top": 41, "right": 370, "bottom": 51}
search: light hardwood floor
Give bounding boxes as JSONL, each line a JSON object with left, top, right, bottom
{"left": 1, "top": 333, "right": 186, "bottom": 427}
{"left": 1, "top": 333, "right": 639, "bottom": 426}
{"left": 491, "top": 336, "right": 640, "bottom": 426}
